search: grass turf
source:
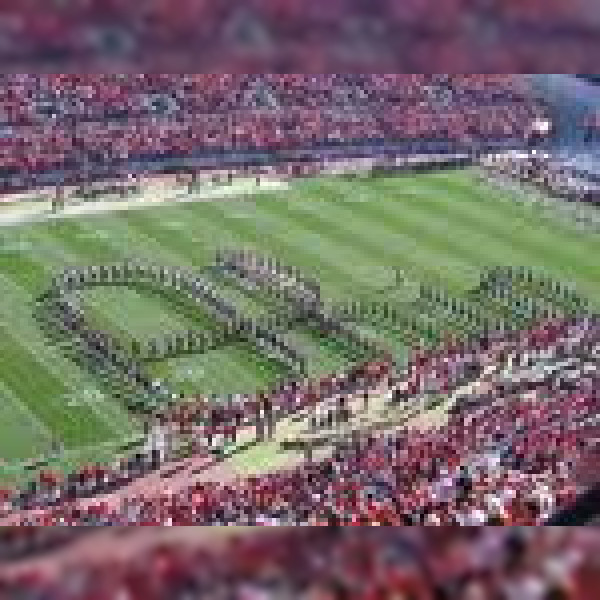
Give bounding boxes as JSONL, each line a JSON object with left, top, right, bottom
{"left": 0, "top": 168, "right": 598, "bottom": 482}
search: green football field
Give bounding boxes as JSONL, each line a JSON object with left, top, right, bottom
{"left": 0, "top": 168, "right": 598, "bottom": 482}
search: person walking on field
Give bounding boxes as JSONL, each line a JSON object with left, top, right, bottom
{"left": 51, "top": 188, "right": 62, "bottom": 214}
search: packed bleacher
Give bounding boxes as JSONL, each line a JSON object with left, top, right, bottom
{"left": 0, "top": 75, "right": 548, "bottom": 192}
{"left": 2, "top": 316, "right": 599, "bottom": 527}
{"left": 1, "top": 527, "right": 600, "bottom": 599}
{"left": 0, "top": 356, "right": 393, "bottom": 516}
{"left": 481, "top": 150, "right": 600, "bottom": 205}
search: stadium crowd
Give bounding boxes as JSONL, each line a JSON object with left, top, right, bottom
{"left": 0, "top": 356, "right": 393, "bottom": 515}
{"left": 1, "top": 527, "right": 600, "bottom": 599}
{"left": 481, "top": 150, "right": 600, "bottom": 205}
{"left": 0, "top": 75, "right": 547, "bottom": 191}
{"left": 1, "top": 316, "right": 598, "bottom": 528}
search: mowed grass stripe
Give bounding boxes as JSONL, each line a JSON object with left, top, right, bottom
{"left": 0, "top": 274, "right": 128, "bottom": 446}
{"left": 334, "top": 176, "right": 546, "bottom": 287}
{"left": 259, "top": 187, "right": 423, "bottom": 290}
{"left": 0, "top": 319, "right": 96, "bottom": 449}
{"left": 283, "top": 179, "right": 452, "bottom": 291}
{"left": 152, "top": 342, "right": 284, "bottom": 397}
{"left": 0, "top": 380, "right": 51, "bottom": 460}
{"left": 83, "top": 287, "right": 192, "bottom": 341}
{"left": 298, "top": 174, "right": 600, "bottom": 305}
{"left": 10, "top": 228, "right": 139, "bottom": 438}
{"left": 215, "top": 343, "right": 285, "bottom": 392}
{"left": 119, "top": 182, "right": 292, "bottom": 270}
{"left": 50, "top": 218, "right": 224, "bottom": 339}
{"left": 376, "top": 176, "right": 550, "bottom": 269}
{"left": 419, "top": 172, "right": 600, "bottom": 284}
{"left": 207, "top": 198, "right": 378, "bottom": 299}
{"left": 75, "top": 212, "right": 287, "bottom": 394}
{"left": 123, "top": 205, "right": 362, "bottom": 379}
{"left": 163, "top": 199, "right": 358, "bottom": 299}
{"left": 274, "top": 179, "right": 479, "bottom": 293}
{"left": 437, "top": 173, "right": 600, "bottom": 280}
{"left": 79, "top": 212, "right": 206, "bottom": 268}
{"left": 324, "top": 178, "right": 526, "bottom": 289}
{"left": 0, "top": 245, "right": 83, "bottom": 455}
{"left": 121, "top": 209, "right": 215, "bottom": 269}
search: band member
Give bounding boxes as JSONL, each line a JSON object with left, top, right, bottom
{"left": 66, "top": 268, "right": 79, "bottom": 290}
{"left": 207, "top": 406, "right": 221, "bottom": 450}
{"left": 112, "top": 263, "right": 121, "bottom": 283}
{"left": 90, "top": 265, "right": 100, "bottom": 285}
{"left": 326, "top": 406, "right": 334, "bottom": 429}
{"left": 262, "top": 393, "right": 275, "bottom": 439}
{"left": 125, "top": 261, "right": 134, "bottom": 281}
{"left": 51, "top": 187, "right": 65, "bottom": 214}
{"left": 255, "top": 394, "right": 266, "bottom": 441}
{"left": 138, "top": 263, "right": 148, "bottom": 280}
{"left": 234, "top": 403, "right": 243, "bottom": 434}
{"left": 224, "top": 397, "right": 237, "bottom": 444}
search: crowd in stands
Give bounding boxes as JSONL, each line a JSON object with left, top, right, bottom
{"left": 2, "top": 316, "right": 599, "bottom": 527}
{"left": 0, "top": 356, "right": 393, "bottom": 517}
{"left": 481, "top": 150, "right": 600, "bottom": 205}
{"left": 2, "top": 527, "right": 600, "bottom": 599}
{"left": 0, "top": 527, "right": 86, "bottom": 563}
{"left": 0, "top": 75, "right": 547, "bottom": 191}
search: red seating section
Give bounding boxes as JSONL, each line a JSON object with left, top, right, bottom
{"left": 2, "top": 318, "right": 598, "bottom": 527}
{"left": 0, "top": 75, "right": 547, "bottom": 189}
{"left": 1, "top": 528, "right": 600, "bottom": 599}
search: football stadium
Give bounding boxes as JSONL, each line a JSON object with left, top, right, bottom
{"left": 1, "top": 73, "right": 600, "bottom": 595}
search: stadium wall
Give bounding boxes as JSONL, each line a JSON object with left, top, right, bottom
{"left": 546, "top": 484, "right": 600, "bottom": 525}
{"left": 0, "top": 136, "right": 537, "bottom": 196}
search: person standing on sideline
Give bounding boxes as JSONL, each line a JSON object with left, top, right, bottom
{"left": 255, "top": 394, "right": 265, "bottom": 442}
{"left": 51, "top": 188, "right": 63, "bottom": 214}
{"left": 263, "top": 393, "right": 275, "bottom": 439}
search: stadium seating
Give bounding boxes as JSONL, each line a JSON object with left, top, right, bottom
{"left": 0, "top": 357, "right": 392, "bottom": 515}
{"left": 1, "top": 528, "right": 600, "bottom": 599}
{"left": 0, "top": 73, "right": 596, "bottom": 539}
{"left": 482, "top": 149, "right": 600, "bottom": 204}
{"left": 3, "top": 317, "right": 598, "bottom": 527}
{"left": 0, "top": 75, "right": 548, "bottom": 191}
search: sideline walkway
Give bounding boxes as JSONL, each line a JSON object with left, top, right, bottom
{"left": 0, "top": 178, "right": 288, "bottom": 228}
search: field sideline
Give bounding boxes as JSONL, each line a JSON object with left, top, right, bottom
{"left": 0, "top": 168, "right": 598, "bottom": 482}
